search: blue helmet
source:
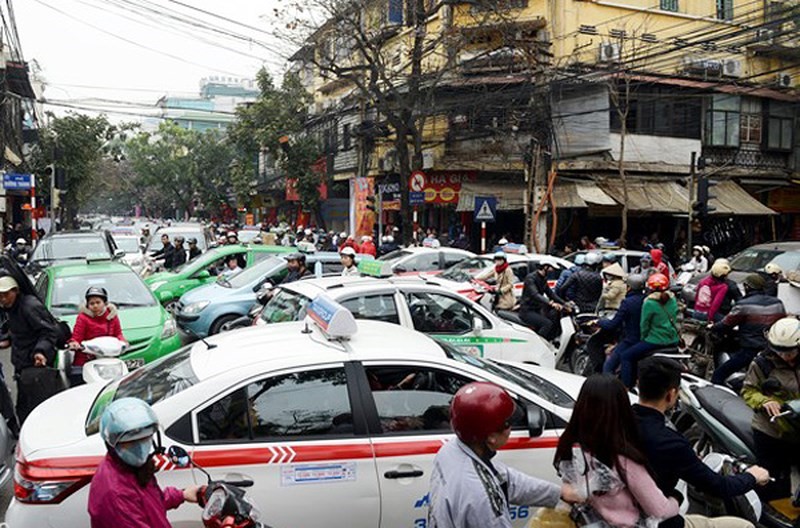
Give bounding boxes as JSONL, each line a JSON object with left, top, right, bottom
{"left": 100, "top": 397, "right": 159, "bottom": 448}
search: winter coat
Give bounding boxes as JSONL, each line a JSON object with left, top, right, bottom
{"left": 360, "top": 241, "right": 377, "bottom": 257}
{"left": 713, "top": 293, "right": 785, "bottom": 351}
{"left": 4, "top": 293, "right": 59, "bottom": 372}
{"left": 743, "top": 350, "right": 800, "bottom": 440}
{"left": 70, "top": 304, "right": 126, "bottom": 367}
{"left": 171, "top": 246, "right": 187, "bottom": 268}
{"left": 650, "top": 249, "right": 670, "bottom": 278}
{"left": 558, "top": 269, "right": 603, "bottom": 313}
{"left": 601, "top": 265, "right": 627, "bottom": 311}
{"left": 599, "top": 290, "right": 645, "bottom": 344}
{"left": 152, "top": 243, "right": 175, "bottom": 270}
{"left": 520, "top": 271, "right": 564, "bottom": 312}
{"left": 282, "top": 267, "right": 313, "bottom": 284}
{"left": 188, "top": 246, "right": 202, "bottom": 260}
{"left": 428, "top": 439, "right": 561, "bottom": 528}
{"left": 693, "top": 276, "right": 730, "bottom": 321}
{"left": 720, "top": 278, "right": 743, "bottom": 316}
{"left": 640, "top": 293, "right": 680, "bottom": 346}
{"left": 342, "top": 265, "right": 359, "bottom": 277}
{"left": 477, "top": 265, "right": 516, "bottom": 310}
{"left": 690, "top": 256, "right": 708, "bottom": 274}
{"left": 89, "top": 453, "right": 185, "bottom": 528}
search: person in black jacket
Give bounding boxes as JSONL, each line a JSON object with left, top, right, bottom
{"left": 599, "top": 274, "right": 646, "bottom": 376}
{"left": 281, "top": 253, "right": 313, "bottom": 284}
{"left": 557, "top": 251, "right": 603, "bottom": 313}
{"left": 187, "top": 238, "right": 202, "bottom": 260}
{"left": 151, "top": 234, "right": 175, "bottom": 270}
{"left": 635, "top": 357, "right": 768, "bottom": 528}
{"left": 0, "top": 275, "right": 59, "bottom": 425}
{"left": 171, "top": 236, "right": 187, "bottom": 268}
{"left": 519, "top": 262, "right": 566, "bottom": 340}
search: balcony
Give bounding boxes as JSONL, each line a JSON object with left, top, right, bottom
{"left": 702, "top": 146, "right": 792, "bottom": 172}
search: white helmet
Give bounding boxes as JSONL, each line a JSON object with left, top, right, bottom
{"left": 767, "top": 317, "right": 800, "bottom": 354}
{"left": 339, "top": 247, "right": 356, "bottom": 257}
{"left": 15, "top": 238, "right": 25, "bottom": 245}
{"left": 765, "top": 262, "right": 783, "bottom": 276}
{"left": 339, "top": 232, "right": 347, "bottom": 238}
{"left": 498, "top": 238, "right": 508, "bottom": 245}
{"left": 386, "top": 235, "right": 394, "bottom": 243}
{"left": 585, "top": 251, "right": 603, "bottom": 266}
{"left": 710, "top": 258, "right": 731, "bottom": 278}
{"left": 493, "top": 251, "right": 507, "bottom": 261}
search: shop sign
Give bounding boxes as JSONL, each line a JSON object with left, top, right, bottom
{"left": 408, "top": 171, "right": 477, "bottom": 205}
{"left": 3, "top": 173, "right": 31, "bottom": 190}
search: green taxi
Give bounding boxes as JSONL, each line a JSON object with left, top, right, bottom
{"left": 34, "top": 259, "right": 182, "bottom": 369}
{"left": 144, "top": 244, "right": 294, "bottom": 308}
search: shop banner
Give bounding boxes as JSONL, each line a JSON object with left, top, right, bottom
{"left": 353, "top": 177, "right": 375, "bottom": 237}
{"left": 407, "top": 171, "right": 478, "bottom": 205}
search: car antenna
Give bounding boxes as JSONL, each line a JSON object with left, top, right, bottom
{"left": 183, "top": 326, "right": 217, "bottom": 349}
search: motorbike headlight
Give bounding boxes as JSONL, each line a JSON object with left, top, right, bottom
{"left": 183, "top": 300, "right": 210, "bottom": 315}
{"left": 93, "top": 363, "right": 125, "bottom": 380}
{"left": 161, "top": 318, "right": 177, "bottom": 339}
{"left": 149, "top": 281, "right": 167, "bottom": 290}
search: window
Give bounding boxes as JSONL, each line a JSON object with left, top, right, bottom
{"left": 398, "top": 253, "right": 440, "bottom": 272}
{"left": 767, "top": 101, "right": 794, "bottom": 151}
{"left": 704, "top": 95, "right": 740, "bottom": 147}
{"left": 660, "top": 0, "right": 678, "bottom": 12}
{"left": 740, "top": 98, "right": 762, "bottom": 144}
{"left": 443, "top": 252, "right": 467, "bottom": 269}
{"left": 343, "top": 123, "right": 352, "bottom": 151}
{"left": 197, "top": 368, "right": 353, "bottom": 442}
{"left": 406, "top": 292, "right": 488, "bottom": 334}
{"left": 340, "top": 294, "right": 400, "bottom": 324}
{"left": 609, "top": 86, "right": 701, "bottom": 139}
{"left": 260, "top": 289, "right": 311, "bottom": 323}
{"left": 717, "top": 0, "right": 733, "bottom": 20}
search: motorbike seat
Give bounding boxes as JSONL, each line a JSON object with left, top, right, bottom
{"left": 496, "top": 310, "right": 524, "bottom": 326}
{"left": 650, "top": 346, "right": 680, "bottom": 355}
{"left": 693, "top": 385, "right": 756, "bottom": 454}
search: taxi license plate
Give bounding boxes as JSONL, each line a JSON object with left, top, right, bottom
{"left": 124, "top": 359, "right": 145, "bottom": 369}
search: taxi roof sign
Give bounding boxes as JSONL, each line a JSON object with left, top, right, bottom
{"left": 306, "top": 294, "right": 358, "bottom": 339}
{"left": 358, "top": 259, "right": 393, "bottom": 278}
{"left": 502, "top": 243, "right": 528, "bottom": 255}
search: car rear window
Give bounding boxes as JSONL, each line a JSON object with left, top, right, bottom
{"left": 730, "top": 249, "right": 783, "bottom": 272}
{"left": 85, "top": 346, "right": 199, "bottom": 436}
{"left": 33, "top": 236, "right": 108, "bottom": 262}
{"left": 261, "top": 288, "right": 312, "bottom": 323}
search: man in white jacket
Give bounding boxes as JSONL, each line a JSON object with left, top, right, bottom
{"left": 428, "top": 382, "right": 581, "bottom": 528}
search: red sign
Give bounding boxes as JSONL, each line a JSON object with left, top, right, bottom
{"left": 410, "top": 171, "right": 426, "bottom": 192}
{"left": 409, "top": 171, "right": 477, "bottom": 205}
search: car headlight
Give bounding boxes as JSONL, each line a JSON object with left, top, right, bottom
{"left": 161, "top": 318, "right": 177, "bottom": 339}
{"left": 150, "top": 281, "right": 167, "bottom": 290}
{"left": 182, "top": 300, "right": 210, "bottom": 315}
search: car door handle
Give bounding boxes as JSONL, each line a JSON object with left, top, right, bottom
{"left": 384, "top": 469, "right": 424, "bottom": 479}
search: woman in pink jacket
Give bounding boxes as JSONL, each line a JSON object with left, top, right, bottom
{"left": 89, "top": 398, "right": 200, "bottom": 528}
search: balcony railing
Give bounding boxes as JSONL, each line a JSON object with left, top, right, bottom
{"left": 702, "top": 146, "right": 791, "bottom": 170}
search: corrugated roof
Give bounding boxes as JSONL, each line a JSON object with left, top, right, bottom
{"left": 710, "top": 180, "right": 777, "bottom": 215}
{"left": 598, "top": 180, "right": 690, "bottom": 213}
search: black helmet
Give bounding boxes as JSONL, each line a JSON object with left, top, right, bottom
{"left": 174, "top": 236, "right": 185, "bottom": 243}
{"left": 286, "top": 252, "right": 306, "bottom": 264}
{"left": 188, "top": 237, "right": 198, "bottom": 244}
{"left": 85, "top": 286, "right": 108, "bottom": 302}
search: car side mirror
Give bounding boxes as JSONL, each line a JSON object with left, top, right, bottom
{"left": 167, "top": 446, "right": 191, "bottom": 468}
{"left": 113, "top": 248, "right": 125, "bottom": 258}
{"left": 526, "top": 405, "right": 546, "bottom": 438}
{"left": 394, "top": 265, "right": 406, "bottom": 273}
{"left": 196, "top": 270, "right": 211, "bottom": 280}
{"left": 473, "top": 316, "right": 484, "bottom": 334}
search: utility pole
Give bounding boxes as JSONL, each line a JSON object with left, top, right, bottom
{"left": 688, "top": 151, "right": 695, "bottom": 260}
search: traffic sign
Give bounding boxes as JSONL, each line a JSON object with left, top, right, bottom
{"left": 474, "top": 196, "right": 497, "bottom": 222}
{"left": 409, "top": 191, "right": 425, "bottom": 205}
{"left": 3, "top": 173, "right": 31, "bottom": 190}
{"left": 410, "top": 171, "right": 426, "bottom": 192}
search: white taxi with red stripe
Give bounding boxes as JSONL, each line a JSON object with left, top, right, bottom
{"left": 8, "top": 296, "right": 584, "bottom": 528}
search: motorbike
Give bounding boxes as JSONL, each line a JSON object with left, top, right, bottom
{"left": 676, "top": 373, "right": 800, "bottom": 527}
{"left": 57, "top": 336, "right": 130, "bottom": 385}
{"left": 140, "top": 255, "right": 165, "bottom": 278}
{"left": 166, "top": 445, "right": 268, "bottom": 528}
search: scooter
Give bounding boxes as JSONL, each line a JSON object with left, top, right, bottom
{"left": 676, "top": 373, "right": 798, "bottom": 527}
{"left": 166, "top": 445, "right": 268, "bottom": 528}
{"left": 58, "top": 336, "right": 130, "bottom": 385}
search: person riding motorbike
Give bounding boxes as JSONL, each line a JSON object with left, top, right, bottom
{"left": 187, "top": 238, "right": 201, "bottom": 260}
{"left": 89, "top": 398, "right": 200, "bottom": 527}
{"left": 690, "top": 246, "right": 709, "bottom": 274}
{"left": 635, "top": 357, "right": 766, "bottom": 528}
{"left": 709, "top": 274, "right": 786, "bottom": 385}
{"left": 476, "top": 252, "right": 516, "bottom": 311}
{"left": 742, "top": 317, "right": 800, "bottom": 496}
{"left": 340, "top": 247, "right": 359, "bottom": 277}
{"left": 651, "top": 248, "right": 670, "bottom": 278}
{"left": 8, "top": 238, "right": 30, "bottom": 264}
{"left": 360, "top": 236, "right": 377, "bottom": 257}
{"left": 518, "top": 262, "right": 566, "bottom": 341}
{"left": 281, "top": 253, "right": 313, "bottom": 284}
{"left": 600, "top": 262, "right": 626, "bottom": 311}
{"left": 760, "top": 263, "right": 783, "bottom": 297}
{"left": 618, "top": 273, "right": 679, "bottom": 389}
{"left": 67, "top": 286, "right": 127, "bottom": 387}
{"left": 557, "top": 251, "right": 603, "bottom": 314}
{"left": 171, "top": 236, "right": 187, "bottom": 269}
{"left": 692, "top": 259, "right": 735, "bottom": 323}
{"left": 151, "top": 234, "right": 175, "bottom": 270}
{"left": 555, "top": 254, "right": 584, "bottom": 299}
{"left": 378, "top": 235, "right": 399, "bottom": 256}
{"left": 428, "top": 382, "right": 581, "bottom": 528}
{"left": 601, "top": 274, "right": 647, "bottom": 376}
{"left": 632, "top": 253, "right": 655, "bottom": 277}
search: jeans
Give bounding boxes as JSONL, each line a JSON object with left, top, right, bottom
{"left": 619, "top": 341, "right": 662, "bottom": 388}
{"left": 519, "top": 309, "right": 556, "bottom": 341}
{"left": 711, "top": 348, "right": 757, "bottom": 385}
{"left": 603, "top": 338, "right": 638, "bottom": 376}
{"left": 689, "top": 310, "right": 724, "bottom": 323}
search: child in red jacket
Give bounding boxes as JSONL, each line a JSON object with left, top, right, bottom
{"left": 68, "top": 286, "right": 126, "bottom": 386}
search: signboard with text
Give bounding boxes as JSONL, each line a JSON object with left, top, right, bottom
{"left": 3, "top": 173, "right": 31, "bottom": 190}
{"left": 407, "top": 171, "right": 477, "bottom": 205}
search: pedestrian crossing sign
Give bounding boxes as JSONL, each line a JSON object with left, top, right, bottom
{"left": 474, "top": 196, "right": 497, "bottom": 222}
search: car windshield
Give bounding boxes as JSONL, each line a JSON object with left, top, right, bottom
{"left": 441, "top": 343, "right": 575, "bottom": 408}
{"left": 440, "top": 257, "right": 492, "bottom": 282}
{"left": 378, "top": 249, "right": 412, "bottom": 265}
{"left": 51, "top": 272, "right": 157, "bottom": 315}
{"left": 260, "top": 288, "right": 311, "bottom": 323}
{"left": 147, "top": 231, "right": 206, "bottom": 253}
{"left": 85, "top": 346, "right": 199, "bottom": 435}
{"left": 224, "top": 256, "right": 285, "bottom": 289}
{"left": 730, "top": 249, "right": 784, "bottom": 272}
{"left": 769, "top": 251, "right": 800, "bottom": 272}
{"left": 114, "top": 237, "right": 141, "bottom": 253}
{"left": 32, "top": 236, "right": 108, "bottom": 262}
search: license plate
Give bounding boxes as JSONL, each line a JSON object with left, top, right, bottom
{"left": 124, "top": 359, "right": 145, "bottom": 369}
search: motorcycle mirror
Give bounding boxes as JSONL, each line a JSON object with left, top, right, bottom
{"left": 167, "top": 446, "right": 192, "bottom": 468}
{"left": 472, "top": 316, "right": 484, "bottom": 334}
{"left": 526, "top": 405, "right": 546, "bottom": 438}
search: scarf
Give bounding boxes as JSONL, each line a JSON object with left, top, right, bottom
{"left": 494, "top": 262, "right": 509, "bottom": 274}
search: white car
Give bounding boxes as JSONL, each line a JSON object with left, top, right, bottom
{"left": 256, "top": 275, "right": 555, "bottom": 366}
{"left": 378, "top": 246, "right": 475, "bottom": 274}
{"left": 112, "top": 234, "right": 146, "bottom": 274}
{"left": 9, "top": 299, "right": 584, "bottom": 528}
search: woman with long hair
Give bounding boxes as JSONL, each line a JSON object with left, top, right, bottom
{"left": 554, "top": 375, "right": 679, "bottom": 527}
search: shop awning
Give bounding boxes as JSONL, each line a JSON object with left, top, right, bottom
{"left": 710, "top": 181, "right": 777, "bottom": 215}
{"left": 598, "top": 180, "right": 690, "bottom": 213}
{"left": 456, "top": 182, "right": 525, "bottom": 212}
{"left": 551, "top": 182, "right": 617, "bottom": 208}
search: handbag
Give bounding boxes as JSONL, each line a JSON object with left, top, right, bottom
{"left": 16, "top": 366, "right": 65, "bottom": 422}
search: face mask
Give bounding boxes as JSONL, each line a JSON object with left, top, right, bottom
{"left": 115, "top": 438, "right": 153, "bottom": 468}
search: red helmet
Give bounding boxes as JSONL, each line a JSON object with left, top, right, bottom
{"left": 647, "top": 273, "right": 670, "bottom": 292}
{"left": 450, "top": 382, "right": 515, "bottom": 443}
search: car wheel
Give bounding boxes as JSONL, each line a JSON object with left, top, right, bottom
{"left": 210, "top": 314, "right": 239, "bottom": 335}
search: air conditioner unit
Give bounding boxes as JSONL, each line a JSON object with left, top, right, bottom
{"left": 683, "top": 57, "right": 722, "bottom": 74}
{"left": 598, "top": 42, "right": 620, "bottom": 62}
{"left": 756, "top": 28, "right": 774, "bottom": 45}
{"left": 722, "top": 59, "right": 743, "bottom": 78}
{"left": 776, "top": 72, "right": 793, "bottom": 87}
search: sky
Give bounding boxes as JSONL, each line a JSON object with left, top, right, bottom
{"left": 12, "top": 0, "right": 296, "bottom": 122}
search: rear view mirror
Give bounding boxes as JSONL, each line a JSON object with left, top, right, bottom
{"left": 526, "top": 405, "right": 546, "bottom": 438}
{"left": 473, "top": 317, "right": 484, "bottom": 334}
{"left": 167, "top": 446, "right": 191, "bottom": 468}
{"left": 394, "top": 265, "right": 406, "bottom": 273}
{"left": 113, "top": 249, "right": 126, "bottom": 258}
